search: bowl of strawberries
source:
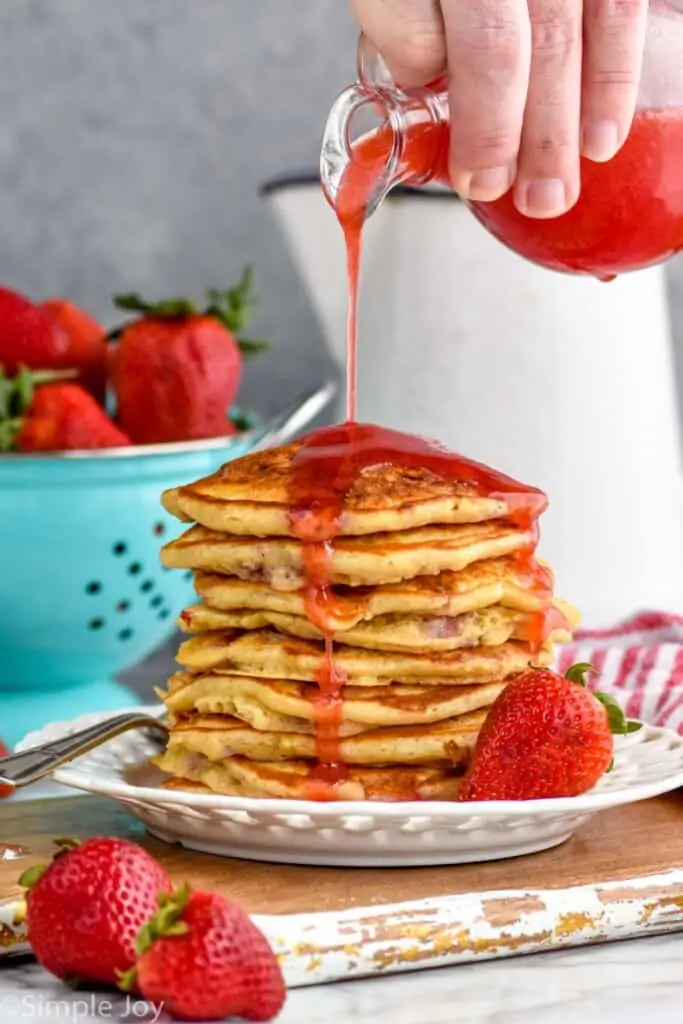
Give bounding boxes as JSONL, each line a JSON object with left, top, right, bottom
{"left": 0, "top": 273, "right": 334, "bottom": 748}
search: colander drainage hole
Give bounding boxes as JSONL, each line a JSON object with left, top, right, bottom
{"left": 140, "top": 580, "right": 154, "bottom": 593}
{"left": 128, "top": 562, "right": 142, "bottom": 576}
{"left": 153, "top": 522, "right": 166, "bottom": 537}
{"left": 158, "top": 609, "right": 170, "bottom": 621}
{"left": 118, "top": 628, "right": 133, "bottom": 641}
{"left": 89, "top": 618, "right": 105, "bottom": 631}
{"left": 150, "top": 595, "right": 163, "bottom": 609}
{"left": 85, "top": 581, "right": 102, "bottom": 595}
{"left": 113, "top": 542, "right": 127, "bottom": 556}
{"left": 116, "top": 600, "right": 130, "bottom": 613}
{"left": 184, "top": 571, "right": 193, "bottom": 582}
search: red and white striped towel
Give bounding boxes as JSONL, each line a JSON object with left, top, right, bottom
{"left": 555, "top": 612, "right": 683, "bottom": 732}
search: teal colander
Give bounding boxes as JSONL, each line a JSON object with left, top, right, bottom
{"left": 0, "top": 382, "right": 335, "bottom": 748}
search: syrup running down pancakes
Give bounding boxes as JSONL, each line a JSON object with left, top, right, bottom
{"left": 155, "top": 424, "right": 578, "bottom": 801}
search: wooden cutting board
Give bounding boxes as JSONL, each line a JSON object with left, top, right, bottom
{"left": 2, "top": 793, "right": 683, "bottom": 988}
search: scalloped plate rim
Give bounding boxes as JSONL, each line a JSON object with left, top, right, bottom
{"left": 16, "top": 705, "right": 683, "bottom": 819}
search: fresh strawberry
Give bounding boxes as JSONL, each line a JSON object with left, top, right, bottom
{"left": 20, "top": 837, "right": 173, "bottom": 987}
{"left": 18, "top": 384, "right": 130, "bottom": 451}
{"left": 0, "top": 286, "right": 69, "bottom": 374}
{"left": 458, "top": 663, "right": 641, "bottom": 802}
{"left": 0, "top": 739, "right": 6, "bottom": 757}
{"left": 108, "top": 267, "right": 268, "bottom": 444}
{"left": 41, "top": 298, "right": 107, "bottom": 402}
{"left": 121, "top": 885, "right": 285, "bottom": 1022}
{"left": 0, "top": 367, "right": 130, "bottom": 452}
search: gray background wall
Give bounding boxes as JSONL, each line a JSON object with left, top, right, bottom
{"left": 3, "top": 0, "right": 683, "bottom": 411}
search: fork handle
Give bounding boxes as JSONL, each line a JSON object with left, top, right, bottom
{"left": 0, "top": 713, "right": 168, "bottom": 789}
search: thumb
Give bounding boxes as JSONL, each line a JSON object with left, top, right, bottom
{"left": 351, "top": 0, "right": 446, "bottom": 89}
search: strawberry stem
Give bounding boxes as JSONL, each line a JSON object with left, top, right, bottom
{"left": 564, "top": 662, "right": 597, "bottom": 687}
{"left": 110, "top": 267, "right": 270, "bottom": 357}
{"left": 53, "top": 838, "right": 81, "bottom": 857}
{"left": 132, "top": 884, "right": 192, "bottom": 961}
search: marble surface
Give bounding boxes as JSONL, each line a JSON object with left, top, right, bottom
{"left": 1, "top": 932, "right": 682, "bottom": 1023}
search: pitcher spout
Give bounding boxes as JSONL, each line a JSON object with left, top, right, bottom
{"left": 320, "top": 35, "right": 450, "bottom": 226}
{"left": 320, "top": 83, "right": 405, "bottom": 223}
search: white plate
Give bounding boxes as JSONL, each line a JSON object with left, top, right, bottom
{"left": 16, "top": 706, "right": 683, "bottom": 867}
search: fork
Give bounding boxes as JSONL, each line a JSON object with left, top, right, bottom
{"left": 0, "top": 713, "right": 169, "bottom": 792}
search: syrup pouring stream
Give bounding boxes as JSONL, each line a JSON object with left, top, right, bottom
{"left": 288, "top": 154, "right": 555, "bottom": 798}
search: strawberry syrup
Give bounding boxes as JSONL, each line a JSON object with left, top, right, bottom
{"left": 292, "top": 138, "right": 554, "bottom": 799}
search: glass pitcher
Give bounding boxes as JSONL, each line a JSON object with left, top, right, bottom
{"left": 321, "top": 7, "right": 683, "bottom": 278}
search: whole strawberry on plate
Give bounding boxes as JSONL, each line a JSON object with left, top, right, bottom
{"left": 121, "top": 884, "right": 286, "bottom": 1022}
{"left": 109, "top": 266, "right": 268, "bottom": 444}
{"left": 20, "top": 837, "right": 173, "bottom": 987}
{"left": 458, "top": 663, "right": 641, "bottom": 802}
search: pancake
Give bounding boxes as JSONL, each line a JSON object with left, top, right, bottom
{"left": 157, "top": 754, "right": 464, "bottom": 801}
{"left": 156, "top": 708, "right": 485, "bottom": 766}
{"left": 161, "top": 672, "right": 507, "bottom": 730}
{"left": 175, "top": 628, "right": 553, "bottom": 684}
{"left": 161, "top": 441, "right": 540, "bottom": 539}
{"left": 161, "top": 521, "right": 536, "bottom": 589}
{"left": 155, "top": 433, "right": 573, "bottom": 804}
{"left": 178, "top": 601, "right": 575, "bottom": 651}
{"left": 193, "top": 557, "right": 555, "bottom": 630}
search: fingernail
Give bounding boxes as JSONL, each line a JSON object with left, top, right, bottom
{"left": 515, "top": 178, "right": 567, "bottom": 218}
{"left": 461, "top": 165, "right": 513, "bottom": 201}
{"left": 581, "top": 120, "right": 619, "bottom": 162}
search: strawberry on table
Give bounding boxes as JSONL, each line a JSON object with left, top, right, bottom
{"left": 121, "top": 884, "right": 286, "bottom": 1022}
{"left": 108, "top": 266, "right": 268, "bottom": 444}
{"left": 458, "top": 663, "right": 641, "bottom": 802}
{"left": 0, "top": 368, "right": 130, "bottom": 452}
{"left": 20, "top": 837, "right": 173, "bottom": 987}
{"left": 41, "top": 298, "right": 107, "bottom": 402}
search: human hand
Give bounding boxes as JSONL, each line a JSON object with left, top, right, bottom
{"left": 350, "top": 0, "right": 648, "bottom": 217}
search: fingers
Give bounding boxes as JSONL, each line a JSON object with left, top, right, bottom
{"left": 513, "top": 0, "right": 583, "bottom": 218}
{"left": 441, "top": 0, "right": 531, "bottom": 202}
{"left": 581, "top": 0, "right": 648, "bottom": 162}
{"left": 350, "top": 0, "right": 446, "bottom": 88}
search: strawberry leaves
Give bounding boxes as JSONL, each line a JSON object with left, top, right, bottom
{"left": 119, "top": 884, "right": 192, "bottom": 994}
{"left": 0, "top": 367, "right": 77, "bottom": 452}
{"left": 565, "top": 662, "right": 642, "bottom": 736}
{"left": 112, "top": 266, "right": 270, "bottom": 357}
{"left": 594, "top": 692, "right": 642, "bottom": 735}
{"left": 114, "top": 295, "right": 197, "bottom": 319}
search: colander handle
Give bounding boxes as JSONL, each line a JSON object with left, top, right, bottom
{"left": 0, "top": 713, "right": 168, "bottom": 790}
{"left": 250, "top": 380, "right": 337, "bottom": 452}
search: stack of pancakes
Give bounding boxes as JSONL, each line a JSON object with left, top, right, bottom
{"left": 155, "top": 443, "right": 577, "bottom": 801}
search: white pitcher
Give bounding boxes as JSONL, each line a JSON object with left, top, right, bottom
{"left": 261, "top": 176, "right": 683, "bottom": 626}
